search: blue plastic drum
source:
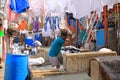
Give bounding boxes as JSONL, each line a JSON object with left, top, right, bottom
{"left": 4, "top": 53, "right": 28, "bottom": 80}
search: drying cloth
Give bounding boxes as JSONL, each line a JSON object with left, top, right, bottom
{"left": 18, "top": 20, "right": 27, "bottom": 31}
{"left": 10, "top": 0, "right": 29, "bottom": 13}
{"left": 32, "top": 17, "right": 40, "bottom": 32}
{"left": 5, "top": 0, "right": 18, "bottom": 22}
{"left": 34, "top": 33, "right": 40, "bottom": 41}
{"left": 28, "top": 0, "right": 44, "bottom": 16}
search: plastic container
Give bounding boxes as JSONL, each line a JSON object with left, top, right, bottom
{"left": 4, "top": 53, "right": 28, "bottom": 80}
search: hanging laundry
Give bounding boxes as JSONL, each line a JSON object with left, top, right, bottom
{"left": 32, "top": 17, "right": 40, "bottom": 32}
{"left": 18, "top": 20, "right": 27, "bottom": 31}
{"left": 3, "top": 20, "right": 8, "bottom": 30}
{"left": 27, "top": 15, "right": 33, "bottom": 31}
{"left": 44, "top": 22, "right": 47, "bottom": 32}
{"left": 79, "top": 18, "right": 84, "bottom": 30}
{"left": 72, "top": 19, "right": 76, "bottom": 28}
{"left": 10, "top": 0, "right": 29, "bottom": 13}
{"left": 48, "top": 17, "right": 52, "bottom": 30}
{"left": 67, "top": 0, "right": 91, "bottom": 19}
{"left": 44, "top": 17, "right": 50, "bottom": 32}
{"left": 53, "top": 17, "right": 56, "bottom": 30}
{"left": 55, "top": 16, "right": 59, "bottom": 30}
{"left": 82, "top": 17, "right": 88, "bottom": 29}
{"left": 39, "top": 18, "right": 44, "bottom": 29}
{"left": 28, "top": 0, "right": 44, "bottom": 16}
{"left": 5, "top": 0, "right": 18, "bottom": 22}
{"left": 68, "top": 19, "right": 76, "bottom": 32}
{"left": 26, "top": 23, "right": 32, "bottom": 31}
{"left": 34, "top": 33, "right": 42, "bottom": 42}
{"left": 34, "top": 33, "right": 40, "bottom": 41}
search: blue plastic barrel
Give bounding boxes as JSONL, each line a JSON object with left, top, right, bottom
{"left": 4, "top": 53, "right": 28, "bottom": 80}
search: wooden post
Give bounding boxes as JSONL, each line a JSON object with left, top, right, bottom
{"left": 117, "top": 3, "right": 120, "bottom": 54}
{"left": 76, "top": 19, "right": 79, "bottom": 48}
{"left": 103, "top": 6, "right": 108, "bottom": 47}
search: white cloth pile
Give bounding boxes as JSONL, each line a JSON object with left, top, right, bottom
{"left": 29, "top": 57, "right": 45, "bottom": 66}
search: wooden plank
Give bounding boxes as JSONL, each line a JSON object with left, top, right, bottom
{"left": 32, "top": 69, "right": 66, "bottom": 78}
{"left": 32, "top": 69, "right": 61, "bottom": 73}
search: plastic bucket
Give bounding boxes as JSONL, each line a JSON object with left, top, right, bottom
{"left": 4, "top": 53, "right": 28, "bottom": 80}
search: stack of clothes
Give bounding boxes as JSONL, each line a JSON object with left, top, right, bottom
{"left": 61, "top": 46, "right": 80, "bottom": 54}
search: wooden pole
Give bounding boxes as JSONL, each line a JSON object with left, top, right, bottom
{"left": 117, "top": 3, "right": 120, "bottom": 54}
{"left": 103, "top": 6, "right": 108, "bottom": 47}
{"left": 76, "top": 19, "right": 79, "bottom": 48}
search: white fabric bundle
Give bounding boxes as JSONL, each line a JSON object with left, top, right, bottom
{"left": 99, "top": 48, "right": 112, "bottom": 52}
{"left": 29, "top": 57, "right": 45, "bottom": 66}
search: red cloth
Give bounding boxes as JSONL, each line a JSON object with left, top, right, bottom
{"left": 18, "top": 20, "right": 27, "bottom": 30}
{"left": 6, "top": 0, "right": 18, "bottom": 22}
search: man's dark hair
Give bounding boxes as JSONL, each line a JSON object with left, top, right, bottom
{"left": 60, "top": 29, "right": 68, "bottom": 37}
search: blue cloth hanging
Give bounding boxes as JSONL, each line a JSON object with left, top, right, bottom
{"left": 68, "top": 18, "right": 71, "bottom": 26}
{"left": 53, "top": 17, "right": 56, "bottom": 30}
{"left": 34, "top": 33, "right": 40, "bottom": 41}
{"left": 56, "top": 16, "right": 59, "bottom": 29}
{"left": 73, "top": 19, "right": 76, "bottom": 28}
{"left": 10, "top": 0, "right": 29, "bottom": 13}
{"left": 44, "top": 22, "right": 47, "bottom": 32}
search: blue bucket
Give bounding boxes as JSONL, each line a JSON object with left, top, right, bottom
{"left": 4, "top": 54, "right": 28, "bottom": 80}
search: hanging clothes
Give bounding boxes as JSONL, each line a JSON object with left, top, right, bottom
{"left": 34, "top": 33, "right": 40, "bottom": 41}
{"left": 32, "top": 17, "right": 40, "bottom": 32}
{"left": 53, "top": 17, "right": 56, "bottom": 30}
{"left": 39, "top": 18, "right": 44, "bottom": 29}
{"left": 67, "top": 0, "right": 91, "bottom": 19}
{"left": 18, "top": 20, "right": 27, "bottom": 31}
{"left": 55, "top": 16, "right": 59, "bottom": 30}
{"left": 68, "top": 19, "right": 76, "bottom": 32}
{"left": 42, "top": 17, "right": 52, "bottom": 37}
{"left": 3, "top": 20, "right": 8, "bottom": 30}
{"left": 53, "top": 16, "right": 60, "bottom": 31}
{"left": 10, "top": 0, "right": 29, "bottom": 13}
{"left": 5, "top": 0, "right": 18, "bottom": 22}
{"left": 26, "top": 23, "right": 32, "bottom": 31}
{"left": 28, "top": 0, "right": 44, "bottom": 16}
